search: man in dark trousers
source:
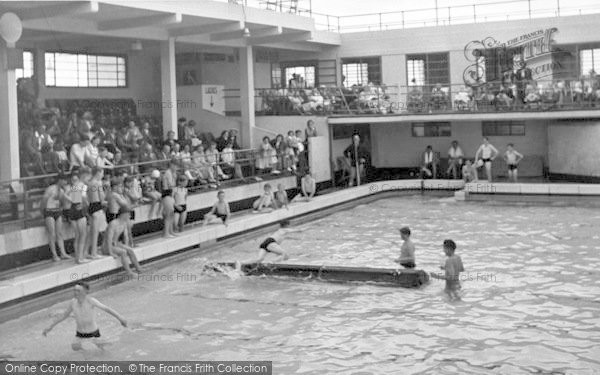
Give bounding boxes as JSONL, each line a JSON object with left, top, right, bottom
{"left": 344, "top": 133, "right": 369, "bottom": 187}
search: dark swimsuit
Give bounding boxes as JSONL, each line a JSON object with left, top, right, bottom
{"left": 162, "top": 188, "right": 173, "bottom": 198}
{"left": 400, "top": 261, "right": 416, "bottom": 269}
{"left": 76, "top": 329, "right": 101, "bottom": 338}
{"left": 482, "top": 158, "right": 492, "bottom": 163}
{"left": 174, "top": 204, "right": 187, "bottom": 214}
{"left": 130, "top": 210, "right": 136, "bottom": 220}
{"left": 106, "top": 212, "right": 117, "bottom": 223}
{"left": 44, "top": 208, "right": 62, "bottom": 221}
{"left": 88, "top": 201, "right": 103, "bottom": 215}
{"left": 215, "top": 212, "right": 228, "bottom": 222}
{"left": 508, "top": 164, "right": 518, "bottom": 170}
{"left": 259, "top": 237, "right": 277, "bottom": 252}
{"left": 68, "top": 203, "right": 85, "bottom": 221}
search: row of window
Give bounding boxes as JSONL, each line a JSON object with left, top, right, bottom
{"left": 16, "top": 51, "right": 127, "bottom": 88}
{"left": 412, "top": 121, "right": 526, "bottom": 137}
{"left": 15, "top": 47, "right": 600, "bottom": 89}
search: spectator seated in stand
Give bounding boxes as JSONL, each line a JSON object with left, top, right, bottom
{"left": 420, "top": 145, "right": 439, "bottom": 179}
{"left": 453, "top": 86, "right": 473, "bottom": 111}
{"left": 523, "top": 84, "right": 542, "bottom": 110}
{"left": 407, "top": 81, "right": 424, "bottom": 112}
{"left": 429, "top": 83, "right": 449, "bottom": 111}
{"left": 475, "top": 84, "right": 496, "bottom": 111}
{"left": 49, "top": 139, "right": 70, "bottom": 174}
{"left": 540, "top": 82, "right": 560, "bottom": 110}
{"left": 256, "top": 136, "right": 276, "bottom": 173}
{"left": 221, "top": 142, "right": 245, "bottom": 181}
{"left": 495, "top": 84, "right": 514, "bottom": 110}
{"left": 205, "top": 141, "right": 230, "bottom": 181}
{"left": 189, "top": 144, "right": 216, "bottom": 186}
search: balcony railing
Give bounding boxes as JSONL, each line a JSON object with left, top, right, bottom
{"left": 0, "top": 147, "right": 297, "bottom": 231}
{"left": 221, "top": 78, "right": 600, "bottom": 116}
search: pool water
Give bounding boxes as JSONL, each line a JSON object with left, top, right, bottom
{"left": 1, "top": 195, "right": 600, "bottom": 374}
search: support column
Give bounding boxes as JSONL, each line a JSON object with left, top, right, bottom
{"left": 239, "top": 46, "right": 255, "bottom": 149}
{"left": 0, "top": 41, "right": 20, "bottom": 181}
{"left": 160, "top": 37, "right": 177, "bottom": 139}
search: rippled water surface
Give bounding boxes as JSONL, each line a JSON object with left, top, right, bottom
{"left": 2, "top": 195, "right": 600, "bottom": 374}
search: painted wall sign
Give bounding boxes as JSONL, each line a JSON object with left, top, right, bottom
{"left": 201, "top": 84, "right": 225, "bottom": 116}
{"left": 463, "top": 27, "right": 573, "bottom": 87}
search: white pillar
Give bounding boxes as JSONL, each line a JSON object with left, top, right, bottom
{"left": 239, "top": 46, "right": 255, "bottom": 148}
{"left": 0, "top": 42, "right": 20, "bottom": 181}
{"left": 160, "top": 37, "right": 177, "bottom": 139}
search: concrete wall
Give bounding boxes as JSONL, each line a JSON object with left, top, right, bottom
{"left": 370, "top": 120, "right": 548, "bottom": 168}
{"left": 548, "top": 122, "right": 600, "bottom": 177}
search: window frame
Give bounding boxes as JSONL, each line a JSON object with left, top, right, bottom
{"left": 44, "top": 50, "right": 128, "bottom": 88}
{"left": 277, "top": 61, "right": 318, "bottom": 88}
{"left": 406, "top": 52, "right": 450, "bottom": 87}
{"left": 411, "top": 122, "right": 452, "bottom": 137}
{"left": 341, "top": 56, "right": 382, "bottom": 87}
{"left": 482, "top": 121, "right": 526, "bottom": 136}
{"left": 16, "top": 50, "right": 35, "bottom": 80}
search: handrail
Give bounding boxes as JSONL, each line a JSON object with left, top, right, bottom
{"left": 309, "top": 0, "right": 600, "bottom": 33}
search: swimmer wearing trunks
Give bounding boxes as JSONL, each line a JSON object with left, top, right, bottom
{"left": 475, "top": 137, "right": 499, "bottom": 182}
{"left": 173, "top": 176, "right": 188, "bottom": 233}
{"left": 393, "top": 226, "right": 416, "bottom": 268}
{"left": 503, "top": 143, "right": 524, "bottom": 183}
{"left": 241, "top": 220, "right": 307, "bottom": 265}
{"left": 42, "top": 282, "right": 127, "bottom": 351}
{"left": 40, "top": 173, "right": 71, "bottom": 261}
{"left": 203, "top": 190, "right": 231, "bottom": 226}
{"left": 252, "top": 183, "right": 276, "bottom": 212}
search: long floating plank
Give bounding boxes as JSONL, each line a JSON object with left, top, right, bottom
{"left": 217, "top": 263, "right": 430, "bottom": 288}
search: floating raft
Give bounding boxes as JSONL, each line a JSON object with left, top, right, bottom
{"left": 218, "top": 263, "right": 429, "bottom": 288}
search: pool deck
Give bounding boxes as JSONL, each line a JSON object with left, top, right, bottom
{"left": 1, "top": 179, "right": 600, "bottom": 311}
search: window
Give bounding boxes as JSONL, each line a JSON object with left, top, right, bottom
{"left": 284, "top": 65, "right": 316, "bottom": 88}
{"left": 412, "top": 122, "right": 451, "bottom": 137}
{"left": 342, "top": 57, "right": 381, "bottom": 87}
{"left": 45, "top": 52, "right": 126, "bottom": 87}
{"left": 482, "top": 121, "right": 525, "bottom": 136}
{"left": 271, "top": 64, "right": 282, "bottom": 88}
{"left": 407, "top": 53, "right": 449, "bottom": 86}
{"left": 16, "top": 51, "right": 34, "bottom": 80}
{"left": 580, "top": 48, "right": 600, "bottom": 77}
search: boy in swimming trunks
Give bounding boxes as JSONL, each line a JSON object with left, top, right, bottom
{"left": 106, "top": 209, "right": 143, "bottom": 276}
{"left": 300, "top": 171, "right": 316, "bottom": 202}
{"left": 252, "top": 183, "right": 275, "bottom": 212}
{"left": 162, "top": 161, "right": 178, "bottom": 238}
{"left": 503, "top": 143, "right": 524, "bottom": 183}
{"left": 274, "top": 183, "right": 289, "bottom": 210}
{"left": 244, "top": 220, "right": 308, "bottom": 264}
{"left": 64, "top": 170, "right": 89, "bottom": 264}
{"left": 203, "top": 190, "right": 231, "bottom": 226}
{"left": 86, "top": 167, "right": 106, "bottom": 259}
{"left": 173, "top": 175, "right": 188, "bottom": 233}
{"left": 461, "top": 160, "right": 478, "bottom": 183}
{"left": 40, "top": 173, "right": 71, "bottom": 261}
{"left": 42, "top": 281, "right": 127, "bottom": 351}
{"left": 475, "top": 137, "right": 499, "bottom": 182}
{"left": 430, "top": 239, "right": 465, "bottom": 301}
{"left": 393, "top": 226, "right": 416, "bottom": 268}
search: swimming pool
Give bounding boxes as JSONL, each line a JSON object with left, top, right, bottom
{"left": 1, "top": 195, "right": 599, "bottom": 374}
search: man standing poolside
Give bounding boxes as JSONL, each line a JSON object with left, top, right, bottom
{"left": 43, "top": 282, "right": 127, "bottom": 351}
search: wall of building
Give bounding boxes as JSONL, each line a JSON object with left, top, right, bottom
{"left": 33, "top": 47, "right": 162, "bottom": 117}
{"left": 369, "top": 120, "right": 548, "bottom": 168}
{"left": 548, "top": 122, "right": 600, "bottom": 177}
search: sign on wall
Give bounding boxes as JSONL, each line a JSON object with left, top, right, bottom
{"left": 201, "top": 84, "right": 225, "bottom": 116}
{"left": 463, "top": 27, "right": 574, "bottom": 87}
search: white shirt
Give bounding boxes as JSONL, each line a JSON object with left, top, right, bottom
{"left": 448, "top": 146, "right": 464, "bottom": 159}
{"left": 424, "top": 151, "right": 434, "bottom": 164}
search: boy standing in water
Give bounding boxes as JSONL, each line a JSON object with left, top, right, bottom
{"left": 431, "top": 239, "right": 465, "bottom": 301}
{"left": 43, "top": 282, "right": 127, "bottom": 350}
{"left": 394, "top": 227, "right": 416, "bottom": 268}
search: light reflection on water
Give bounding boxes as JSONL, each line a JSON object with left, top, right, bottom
{"left": 1, "top": 195, "right": 600, "bottom": 374}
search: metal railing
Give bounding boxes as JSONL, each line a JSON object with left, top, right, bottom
{"left": 311, "top": 0, "right": 600, "bottom": 32}
{"left": 215, "top": 0, "right": 312, "bottom": 16}
{"left": 220, "top": 78, "right": 600, "bottom": 116}
{"left": 0, "top": 147, "right": 298, "bottom": 232}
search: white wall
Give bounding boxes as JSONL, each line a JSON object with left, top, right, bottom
{"left": 548, "top": 122, "right": 600, "bottom": 177}
{"left": 370, "top": 120, "right": 548, "bottom": 168}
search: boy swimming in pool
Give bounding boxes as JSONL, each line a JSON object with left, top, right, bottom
{"left": 394, "top": 226, "right": 416, "bottom": 268}
{"left": 430, "top": 239, "right": 464, "bottom": 301}
{"left": 240, "top": 220, "right": 307, "bottom": 264}
{"left": 42, "top": 281, "right": 127, "bottom": 350}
